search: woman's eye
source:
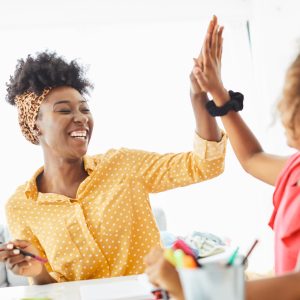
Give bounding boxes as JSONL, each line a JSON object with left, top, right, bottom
{"left": 82, "top": 108, "right": 90, "bottom": 113}
{"left": 58, "top": 110, "right": 71, "bottom": 113}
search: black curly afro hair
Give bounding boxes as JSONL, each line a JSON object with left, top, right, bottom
{"left": 6, "top": 51, "right": 93, "bottom": 105}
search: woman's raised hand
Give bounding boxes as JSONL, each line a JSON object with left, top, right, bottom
{"left": 193, "top": 16, "right": 227, "bottom": 102}
{"left": 190, "top": 15, "right": 217, "bottom": 96}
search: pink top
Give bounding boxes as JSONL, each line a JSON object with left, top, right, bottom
{"left": 269, "top": 152, "right": 300, "bottom": 274}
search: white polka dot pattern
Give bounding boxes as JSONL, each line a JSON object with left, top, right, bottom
{"left": 5, "top": 132, "right": 226, "bottom": 282}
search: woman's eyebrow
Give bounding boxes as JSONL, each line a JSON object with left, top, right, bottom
{"left": 53, "top": 100, "right": 70, "bottom": 107}
{"left": 53, "top": 100, "right": 87, "bottom": 107}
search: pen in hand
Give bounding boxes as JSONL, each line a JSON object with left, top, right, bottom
{"left": 5, "top": 243, "right": 48, "bottom": 264}
{"left": 17, "top": 248, "right": 48, "bottom": 264}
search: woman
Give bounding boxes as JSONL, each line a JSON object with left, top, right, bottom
{"left": 0, "top": 21, "right": 226, "bottom": 284}
{"left": 145, "top": 14, "right": 300, "bottom": 300}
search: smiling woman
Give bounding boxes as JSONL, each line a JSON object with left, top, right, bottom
{"left": 0, "top": 47, "right": 226, "bottom": 285}
{"left": 35, "top": 87, "right": 94, "bottom": 198}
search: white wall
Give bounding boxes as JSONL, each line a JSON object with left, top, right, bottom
{"left": 0, "top": 0, "right": 299, "bottom": 273}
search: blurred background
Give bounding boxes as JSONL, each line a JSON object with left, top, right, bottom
{"left": 0, "top": 0, "right": 299, "bottom": 273}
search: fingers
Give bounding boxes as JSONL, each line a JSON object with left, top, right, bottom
{"left": 193, "top": 58, "right": 199, "bottom": 67}
{"left": 205, "top": 17, "right": 224, "bottom": 62}
{"left": 0, "top": 243, "right": 18, "bottom": 262}
{"left": 0, "top": 240, "right": 33, "bottom": 263}
{"left": 193, "top": 57, "right": 204, "bottom": 72}
{"left": 6, "top": 253, "right": 31, "bottom": 271}
{"left": 206, "top": 15, "right": 217, "bottom": 48}
{"left": 202, "top": 31, "right": 212, "bottom": 68}
{"left": 144, "top": 247, "right": 163, "bottom": 265}
{"left": 11, "top": 260, "right": 32, "bottom": 276}
{"left": 197, "top": 15, "right": 216, "bottom": 60}
{"left": 193, "top": 67, "right": 207, "bottom": 92}
{"left": 145, "top": 264, "right": 160, "bottom": 287}
{"left": 217, "top": 26, "right": 224, "bottom": 61}
{"left": 9, "top": 240, "right": 32, "bottom": 249}
{"left": 211, "top": 23, "right": 219, "bottom": 58}
{"left": 0, "top": 250, "right": 12, "bottom": 262}
{"left": 190, "top": 70, "right": 196, "bottom": 83}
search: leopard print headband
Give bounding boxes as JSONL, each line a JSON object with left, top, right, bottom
{"left": 15, "top": 88, "right": 51, "bottom": 145}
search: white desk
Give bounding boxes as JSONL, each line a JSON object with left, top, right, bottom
{"left": 0, "top": 275, "right": 154, "bottom": 300}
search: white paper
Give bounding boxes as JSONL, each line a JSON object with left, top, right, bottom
{"left": 80, "top": 279, "right": 153, "bottom": 300}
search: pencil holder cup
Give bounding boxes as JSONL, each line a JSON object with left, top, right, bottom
{"left": 178, "top": 256, "right": 245, "bottom": 300}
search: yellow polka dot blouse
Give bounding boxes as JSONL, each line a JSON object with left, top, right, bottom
{"left": 6, "top": 133, "right": 226, "bottom": 282}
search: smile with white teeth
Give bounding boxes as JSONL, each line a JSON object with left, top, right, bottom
{"left": 70, "top": 131, "right": 88, "bottom": 140}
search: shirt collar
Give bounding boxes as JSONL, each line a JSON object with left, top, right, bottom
{"left": 25, "top": 155, "right": 96, "bottom": 201}
{"left": 83, "top": 155, "right": 96, "bottom": 174}
{"left": 25, "top": 166, "right": 43, "bottom": 200}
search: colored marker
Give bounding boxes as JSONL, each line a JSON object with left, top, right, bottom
{"left": 183, "top": 255, "right": 197, "bottom": 269}
{"left": 13, "top": 247, "right": 48, "bottom": 264}
{"left": 172, "top": 239, "right": 197, "bottom": 258}
{"left": 173, "top": 249, "right": 185, "bottom": 268}
{"left": 226, "top": 247, "right": 239, "bottom": 266}
{"left": 242, "top": 239, "right": 259, "bottom": 265}
{"left": 164, "top": 248, "right": 176, "bottom": 267}
{"left": 172, "top": 239, "right": 202, "bottom": 267}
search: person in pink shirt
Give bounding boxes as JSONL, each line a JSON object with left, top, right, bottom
{"left": 145, "top": 15, "right": 300, "bottom": 300}
{"left": 191, "top": 17, "right": 300, "bottom": 276}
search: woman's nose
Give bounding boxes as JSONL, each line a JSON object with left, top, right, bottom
{"left": 73, "top": 111, "right": 88, "bottom": 124}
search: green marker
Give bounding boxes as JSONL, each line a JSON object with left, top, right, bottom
{"left": 226, "top": 247, "right": 239, "bottom": 266}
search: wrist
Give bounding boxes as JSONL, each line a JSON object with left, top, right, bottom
{"left": 206, "top": 90, "right": 244, "bottom": 117}
{"left": 211, "top": 88, "right": 230, "bottom": 106}
{"left": 190, "top": 89, "right": 208, "bottom": 98}
{"left": 32, "top": 265, "right": 56, "bottom": 285}
{"left": 171, "top": 281, "right": 185, "bottom": 300}
{"left": 174, "top": 292, "right": 185, "bottom": 300}
{"left": 190, "top": 92, "right": 209, "bottom": 109}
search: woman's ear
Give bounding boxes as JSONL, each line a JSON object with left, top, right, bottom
{"left": 33, "top": 125, "right": 42, "bottom": 137}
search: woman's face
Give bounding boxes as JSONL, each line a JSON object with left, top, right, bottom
{"left": 36, "top": 86, "right": 94, "bottom": 160}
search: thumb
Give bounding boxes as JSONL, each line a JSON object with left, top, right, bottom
{"left": 193, "top": 57, "right": 199, "bottom": 67}
{"left": 193, "top": 68, "right": 207, "bottom": 92}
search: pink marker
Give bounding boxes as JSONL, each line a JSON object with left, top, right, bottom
{"left": 172, "top": 239, "right": 196, "bottom": 258}
{"left": 16, "top": 248, "right": 48, "bottom": 264}
{"left": 172, "top": 239, "right": 202, "bottom": 267}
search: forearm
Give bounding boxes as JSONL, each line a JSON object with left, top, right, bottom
{"left": 32, "top": 265, "right": 57, "bottom": 285}
{"left": 246, "top": 272, "right": 300, "bottom": 300}
{"left": 212, "top": 89, "right": 263, "bottom": 170}
{"left": 191, "top": 92, "right": 221, "bottom": 142}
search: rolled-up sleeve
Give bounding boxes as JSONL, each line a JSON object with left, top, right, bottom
{"left": 193, "top": 131, "right": 227, "bottom": 161}
{"left": 120, "top": 130, "right": 227, "bottom": 193}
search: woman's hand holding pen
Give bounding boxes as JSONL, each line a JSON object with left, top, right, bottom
{"left": 144, "top": 247, "right": 185, "bottom": 300}
{"left": 0, "top": 240, "right": 43, "bottom": 277}
{"left": 193, "top": 16, "right": 230, "bottom": 106}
